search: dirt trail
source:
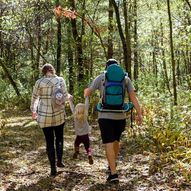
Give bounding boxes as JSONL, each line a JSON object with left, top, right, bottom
{"left": 0, "top": 112, "right": 190, "bottom": 191}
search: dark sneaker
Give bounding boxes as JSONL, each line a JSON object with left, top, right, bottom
{"left": 107, "top": 166, "right": 111, "bottom": 174}
{"left": 57, "top": 162, "right": 65, "bottom": 167}
{"left": 107, "top": 174, "right": 119, "bottom": 183}
{"left": 73, "top": 152, "right": 78, "bottom": 159}
{"left": 88, "top": 155, "right": 94, "bottom": 165}
{"left": 50, "top": 167, "right": 57, "bottom": 177}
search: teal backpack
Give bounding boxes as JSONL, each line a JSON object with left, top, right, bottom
{"left": 96, "top": 64, "right": 134, "bottom": 113}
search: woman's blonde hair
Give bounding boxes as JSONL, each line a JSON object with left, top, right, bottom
{"left": 74, "top": 103, "right": 87, "bottom": 122}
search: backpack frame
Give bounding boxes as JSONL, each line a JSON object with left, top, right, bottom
{"left": 102, "top": 65, "right": 126, "bottom": 110}
{"left": 96, "top": 64, "right": 134, "bottom": 113}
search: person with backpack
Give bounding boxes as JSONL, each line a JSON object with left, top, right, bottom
{"left": 68, "top": 96, "right": 94, "bottom": 165}
{"left": 84, "top": 59, "right": 143, "bottom": 183}
{"left": 30, "top": 63, "right": 71, "bottom": 177}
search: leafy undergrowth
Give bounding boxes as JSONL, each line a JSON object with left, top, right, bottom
{"left": 0, "top": 108, "right": 191, "bottom": 191}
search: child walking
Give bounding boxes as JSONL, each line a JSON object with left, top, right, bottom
{"left": 69, "top": 97, "right": 93, "bottom": 165}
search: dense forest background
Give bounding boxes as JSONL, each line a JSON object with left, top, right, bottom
{"left": 0, "top": 0, "right": 191, "bottom": 190}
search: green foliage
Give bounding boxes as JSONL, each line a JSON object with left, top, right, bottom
{"left": 1, "top": 0, "right": 191, "bottom": 188}
{"left": 132, "top": 84, "right": 191, "bottom": 181}
{"left": 0, "top": 85, "right": 31, "bottom": 110}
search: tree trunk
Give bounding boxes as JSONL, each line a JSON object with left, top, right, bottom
{"left": 151, "top": 32, "right": 158, "bottom": 89}
{"left": 183, "top": 50, "right": 191, "bottom": 89}
{"left": 56, "top": 13, "right": 61, "bottom": 75}
{"left": 123, "top": 0, "right": 132, "bottom": 77}
{"left": 0, "top": 61, "right": 21, "bottom": 97}
{"left": 34, "top": 10, "right": 41, "bottom": 81}
{"left": 25, "top": 26, "right": 48, "bottom": 81}
{"left": 176, "top": 51, "right": 181, "bottom": 85}
{"left": 157, "top": 0, "right": 171, "bottom": 94}
{"left": 107, "top": 0, "right": 114, "bottom": 59}
{"left": 67, "top": 22, "right": 74, "bottom": 94}
{"left": 111, "top": 0, "right": 130, "bottom": 76}
{"left": 133, "top": 0, "right": 138, "bottom": 81}
{"left": 160, "top": 21, "right": 171, "bottom": 94}
{"left": 87, "top": 0, "right": 102, "bottom": 76}
{"left": 55, "top": 0, "right": 61, "bottom": 75}
{"left": 185, "top": 0, "right": 191, "bottom": 10}
{"left": 0, "top": 6, "right": 20, "bottom": 97}
{"left": 70, "top": 0, "right": 84, "bottom": 82}
{"left": 167, "top": 0, "right": 177, "bottom": 105}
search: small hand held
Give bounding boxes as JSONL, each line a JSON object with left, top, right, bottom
{"left": 68, "top": 94, "right": 73, "bottom": 101}
{"left": 32, "top": 112, "right": 38, "bottom": 120}
{"left": 84, "top": 88, "right": 92, "bottom": 97}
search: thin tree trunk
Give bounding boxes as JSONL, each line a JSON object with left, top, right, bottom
{"left": 25, "top": 27, "right": 48, "bottom": 65}
{"left": 160, "top": 21, "right": 171, "bottom": 94}
{"left": 123, "top": 0, "right": 132, "bottom": 77}
{"left": 176, "top": 51, "right": 181, "bottom": 85}
{"left": 167, "top": 0, "right": 177, "bottom": 105}
{"left": 186, "top": 44, "right": 191, "bottom": 74}
{"left": 107, "top": 0, "right": 114, "bottom": 59}
{"left": 0, "top": 61, "right": 20, "bottom": 96}
{"left": 184, "top": 3, "right": 191, "bottom": 75}
{"left": 81, "top": 0, "right": 89, "bottom": 78}
{"left": 133, "top": 0, "right": 138, "bottom": 81}
{"left": 1, "top": 6, "right": 24, "bottom": 96}
{"left": 35, "top": 8, "right": 42, "bottom": 81}
{"left": 151, "top": 32, "right": 158, "bottom": 88}
{"left": 183, "top": 51, "right": 191, "bottom": 89}
{"left": 185, "top": 0, "right": 191, "bottom": 10}
{"left": 70, "top": 0, "right": 84, "bottom": 82}
{"left": 67, "top": 22, "right": 74, "bottom": 94}
{"left": 88, "top": 0, "right": 102, "bottom": 76}
{"left": 56, "top": 15, "right": 61, "bottom": 75}
{"left": 55, "top": 1, "right": 61, "bottom": 75}
{"left": 28, "top": 33, "right": 36, "bottom": 84}
{"left": 111, "top": 0, "right": 130, "bottom": 76}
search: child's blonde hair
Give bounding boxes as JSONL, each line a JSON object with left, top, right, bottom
{"left": 74, "top": 103, "right": 87, "bottom": 122}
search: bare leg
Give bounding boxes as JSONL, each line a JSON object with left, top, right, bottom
{"left": 105, "top": 142, "right": 117, "bottom": 175}
{"left": 113, "top": 140, "right": 120, "bottom": 161}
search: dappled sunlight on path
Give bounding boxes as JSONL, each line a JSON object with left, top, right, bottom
{"left": 0, "top": 112, "right": 190, "bottom": 191}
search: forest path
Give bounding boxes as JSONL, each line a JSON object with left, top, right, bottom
{"left": 0, "top": 110, "right": 190, "bottom": 191}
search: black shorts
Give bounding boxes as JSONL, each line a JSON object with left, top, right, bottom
{"left": 98, "top": 119, "right": 126, "bottom": 144}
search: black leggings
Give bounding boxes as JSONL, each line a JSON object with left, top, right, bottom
{"left": 42, "top": 123, "right": 65, "bottom": 165}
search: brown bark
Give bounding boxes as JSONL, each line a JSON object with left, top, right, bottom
{"left": 67, "top": 23, "right": 74, "bottom": 94}
{"left": 56, "top": 14, "right": 62, "bottom": 75}
{"left": 107, "top": 0, "right": 114, "bottom": 59}
{"left": 111, "top": 0, "right": 131, "bottom": 77}
{"left": 55, "top": 0, "right": 61, "bottom": 75}
{"left": 133, "top": 0, "right": 138, "bottom": 80}
{"left": 34, "top": 5, "right": 42, "bottom": 80}
{"left": 86, "top": 0, "right": 102, "bottom": 76}
{"left": 159, "top": 18, "right": 171, "bottom": 94}
{"left": 70, "top": 0, "right": 84, "bottom": 82}
{"left": 167, "top": 0, "right": 177, "bottom": 105}
{"left": 123, "top": 0, "right": 132, "bottom": 77}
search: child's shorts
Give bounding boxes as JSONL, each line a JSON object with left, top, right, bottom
{"left": 98, "top": 119, "right": 126, "bottom": 144}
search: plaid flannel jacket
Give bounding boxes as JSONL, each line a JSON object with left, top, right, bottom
{"left": 30, "top": 75, "right": 68, "bottom": 128}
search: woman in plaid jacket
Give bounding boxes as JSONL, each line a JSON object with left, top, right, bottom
{"left": 30, "top": 63, "right": 71, "bottom": 177}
